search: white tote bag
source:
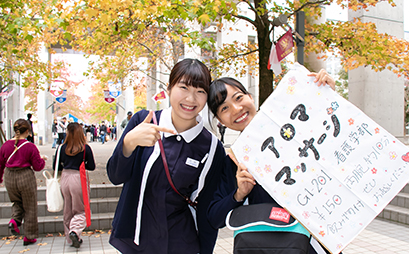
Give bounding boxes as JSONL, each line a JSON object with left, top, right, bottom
{"left": 43, "top": 145, "right": 64, "bottom": 212}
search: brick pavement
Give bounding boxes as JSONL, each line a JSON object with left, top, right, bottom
{"left": 0, "top": 139, "right": 409, "bottom": 253}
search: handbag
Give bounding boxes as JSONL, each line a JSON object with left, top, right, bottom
{"left": 43, "top": 145, "right": 64, "bottom": 212}
{"left": 79, "top": 145, "right": 91, "bottom": 227}
{"left": 226, "top": 203, "right": 311, "bottom": 254}
{"left": 152, "top": 113, "right": 197, "bottom": 208}
{"left": 52, "top": 132, "right": 58, "bottom": 138}
{"left": 6, "top": 141, "right": 29, "bottom": 163}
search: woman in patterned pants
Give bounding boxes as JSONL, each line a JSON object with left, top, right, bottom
{"left": 0, "top": 119, "right": 47, "bottom": 246}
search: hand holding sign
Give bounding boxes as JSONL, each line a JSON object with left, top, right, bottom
{"left": 228, "top": 153, "right": 256, "bottom": 202}
{"left": 231, "top": 63, "right": 409, "bottom": 253}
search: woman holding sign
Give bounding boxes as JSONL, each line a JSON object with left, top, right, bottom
{"left": 106, "top": 59, "right": 227, "bottom": 254}
{"left": 207, "top": 71, "right": 335, "bottom": 254}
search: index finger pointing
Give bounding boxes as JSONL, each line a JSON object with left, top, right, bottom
{"left": 154, "top": 126, "right": 177, "bottom": 135}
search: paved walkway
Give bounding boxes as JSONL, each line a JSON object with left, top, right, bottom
{"left": 0, "top": 140, "right": 408, "bottom": 253}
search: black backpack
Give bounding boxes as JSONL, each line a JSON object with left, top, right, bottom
{"left": 226, "top": 203, "right": 311, "bottom": 254}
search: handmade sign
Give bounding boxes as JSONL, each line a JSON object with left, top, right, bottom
{"left": 231, "top": 63, "right": 409, "bottom": 253}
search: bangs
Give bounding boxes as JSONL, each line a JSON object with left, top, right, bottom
{"left": 208, "top": 80, "right": 228, "bottom": 116}
{"left": 169, "top": 59, "right": 211, "bottom": 93}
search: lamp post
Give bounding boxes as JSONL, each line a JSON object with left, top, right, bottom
{"left": 295, "top": 11, "right": 305, "bottom": 65}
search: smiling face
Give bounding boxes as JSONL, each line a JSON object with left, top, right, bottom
{"left": 215, "top": 84, "right": 257, "bottom": 132}
{"left": 168, "top": 80, "right": 208, "bottom": 131}
{"left": 167, "top": 59, "right": 211, "bottom": 133}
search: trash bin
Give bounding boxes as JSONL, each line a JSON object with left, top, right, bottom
{"left": 39, "top": 136, "right": 43, "bottom": 146}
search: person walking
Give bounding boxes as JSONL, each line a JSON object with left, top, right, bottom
{"left": 52, "top": 118, "right": 58, "bottom": 148}
{"left": 106, "top": 58, "right": 226, "bottom": 254}
{"left": 57, "top": 117, "right": 68, "bottom": 145}
{"left": 99, "top": 121, "right": 107, "bottom": 144}
{"left": 0, "top": 119, "right": 47, "bottom": 246}
{"left": 26, "top": 113, "right": 34, "bottom": 143}
{"left": 53, "top": 122, "right": 96, "bottom": 248}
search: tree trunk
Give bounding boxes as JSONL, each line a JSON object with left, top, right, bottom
{"left": 254, "top": 0, "right": 274, "bottom": 106}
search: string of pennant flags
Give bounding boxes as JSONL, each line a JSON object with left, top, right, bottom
{"left": 49, "top": 80, "right": 167, "bottom": 104}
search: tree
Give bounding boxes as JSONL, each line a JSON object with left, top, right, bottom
{"left": 84, "top": 81, "right": 116, "bottom": 124}
{"left": 48, "top": 0, "right": 407, "bottom": 106}
{"left": 183, "top": 0, "right": 404, "bottom": 104}
{"left": 335, "top": 68, "right": 348, "bottom": 100}
{"left": 0, "top": 0, "right": 65, "bottom": 91}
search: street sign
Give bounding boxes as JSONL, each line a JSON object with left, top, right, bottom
{"left": 108, "top": 81, "right": 122, "bottom": 98}
{"left": 56, "top": 89, "right": 67, "bottom": 103}
{"left": 104, "top": 90, "right": 115, "bottom": 103}
{"left": 50, "top": 80, "right": 64, "bottom": 97}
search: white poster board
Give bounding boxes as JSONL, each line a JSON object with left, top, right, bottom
{"left": 231, "top": 63, "right": 409, "bottom": 253}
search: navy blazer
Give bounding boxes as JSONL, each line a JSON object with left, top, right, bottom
{"left": 107, "top": 109, "right": 226, "bottom": 254}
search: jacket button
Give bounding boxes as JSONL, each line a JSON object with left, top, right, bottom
{"left": 176, "top": 136, "right": 181, "bottom": 141}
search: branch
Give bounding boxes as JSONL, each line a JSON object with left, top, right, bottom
{"left": 290, "top": 0, "right": 331, "bottom": 17}
{"left": 130, "top": 67, "right": 168, "bottom": 87}
{"left": 137, "top": 41, "right": 171, "bottom": 70}
{"left": 230, "top": 0, "right": 257, "bottom": 27}
{"left": 211, "top": 48, "right": 259, "bottom": 68}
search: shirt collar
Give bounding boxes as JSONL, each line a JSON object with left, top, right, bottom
{"left": 160, "top": 107, "right": 203, "bottom": 143}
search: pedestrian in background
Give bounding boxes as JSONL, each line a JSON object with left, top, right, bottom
{"left": 112, "top": 124, "right": 117, "bottom": 141}
{"left": 120, "top": 111, "right": 132, "bottom": 129}
{"left": 0, "top": 119, "right": 47, "bottom": 246}
{"left": 90, "top": 125, "right": 95, "bottom": 142}
{"left": 53, "top": 122, "right": 95, "bottom": 248}
{"left": 57, "top": 117, "right": 68, "bottom": 145}
{"left": 52, "top": 119, "right": 58, "bottom": 148}
{"left": 99, "top": 121, "right": 107, "bottom": 144}
{"left": 26, "top": 113, "right": 34, "bottom": 143}
{"left": 107, "top": 58, "right": 226, "bottom": 254}
{"left": 217, "top": 122, "right": 226, "bottom": 144}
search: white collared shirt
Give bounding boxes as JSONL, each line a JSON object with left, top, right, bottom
{"left": 160, "top": 107, "right": 204, "bottom": 143}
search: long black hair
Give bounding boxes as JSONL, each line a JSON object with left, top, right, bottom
{"left": 208, "top": 77, "right": 250, "bottom": 117}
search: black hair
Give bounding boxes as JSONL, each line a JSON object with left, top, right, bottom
{"left": 13, "top": 119, "right": 31, "bottom": 149}
{"left": 208, "top": 77, "right": 250, "bottom": 117}
{"left": 168, "top": 59, "right": 211, "bottom": 94}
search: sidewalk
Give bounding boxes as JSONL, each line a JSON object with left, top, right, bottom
{"left": 0, "top": 140, "right": 408, "bottom": 253}
{"left": 1, "top": 219, "right": 409, "bottom": 253}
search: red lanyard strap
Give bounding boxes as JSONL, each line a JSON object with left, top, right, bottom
{"left": 152, "top": 113, "right": 197, "bottom": 208}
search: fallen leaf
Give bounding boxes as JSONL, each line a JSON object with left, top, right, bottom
{"left": 54, "top": 216, "right": 58, "bottom": 219}
{"left": 46, "top": 234, "right": 53, "bottom": 237}
{"left": 94, "top": 234, "right": 100, "bottom": 238}
{"left": 5, "top": 241, "right": 11, "bottom": 244}
{"left": 37, "top": 243, "right": 48, "bottom": 246}
{"left": 18, "top": 249, "right": 29, "bottom": 253}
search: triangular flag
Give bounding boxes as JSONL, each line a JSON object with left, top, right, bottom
{"left": 267, "top": 42, "right": 282, "bottom": 75}
{"left": 152, "top": 90, "right": 167, "bottom": 102}
{"left": 276, "top": 29, "right": 294, "bottom": 62}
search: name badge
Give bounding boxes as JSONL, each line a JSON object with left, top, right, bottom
{"left": 186, "top": 157, "right": 199, "bottom": 168}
